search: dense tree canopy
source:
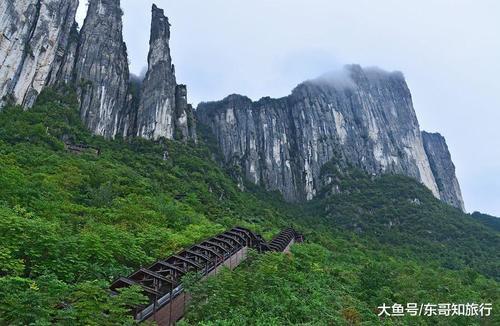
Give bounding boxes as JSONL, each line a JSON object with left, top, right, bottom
{"left": 0, "top": 90, "right": 498, "bottom": 325}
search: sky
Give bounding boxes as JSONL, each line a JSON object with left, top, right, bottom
{"left": 76, "top": 0, "right": 500, "bottom": 216}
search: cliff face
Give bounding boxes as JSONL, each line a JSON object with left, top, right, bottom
{"left": 1, "top": 2, "right": 196, "bottom": 141}
{"left": 73, "top": 0, "right": 130, "bottom": 138}
{"left": 422, "top": 132, "right": 465, "bottom": 211}
{"left": 0, "top": 0, "right": 79, "bottom": 108}
{"left": 136, "top": 4, "right": 196, "bottom": 141}
{"left": 0, "top": 3, "right": 463, "bottom": 210}
{"left": 47, "top": 22, "right": 79, "bottom": 86}
{"left": 197, "top": 65, "right": 443, "bottom": 202}
{"left": 174, "top": 84, "right": 197, "bottom": 141}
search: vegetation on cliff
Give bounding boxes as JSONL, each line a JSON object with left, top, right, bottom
{"left": 0, "top": 91, "right": 498, "bottom": 325}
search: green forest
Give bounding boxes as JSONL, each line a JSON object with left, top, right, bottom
{"left": 0, "top": 90, "right": 498, "bottom": 325}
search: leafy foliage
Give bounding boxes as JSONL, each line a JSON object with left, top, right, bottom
{"left": 303, "top": 172, "right": 500, "bottom": 280}
{"left": 183, "top": 244, "right": 499, "bottom": 325}
{"left": 0, "top": 91, "right": 283, "bottom": 324}
{"left": 471, "top": 211, "right": 500, "bottom": 232}
{"left": 0, "top": 90, "right": 498, "bottom": 325}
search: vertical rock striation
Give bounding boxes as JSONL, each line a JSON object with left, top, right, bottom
{"left": 136, "top": 4, "right": 196, "bottom": 141}
{"left": 175, "top": 84, "right": 197, "bottom": 141}
{"left": 422, "top": 132, "right": 465, "bottom": 211}
{"left": 0, "top": 0, "right": 79, "bottom": 108}
{"left": 0, "top": 0, "right": 40, "bottom": 107}
{"left": 197, "top": 65, "right": 444, "bottom": 202}
{"left": 136, "top": 4, "right": 176, "bottom": 140}
{"left": 47, "top": 21, "right": 79, "bottom": 86}
{"left": 1, "top": 2, "right": 196, "bottom": 140}
{"left": 73, "top": 0, "right": 130, "bottom": 138}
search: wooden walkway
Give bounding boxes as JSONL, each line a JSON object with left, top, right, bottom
{"left": 110, "top": 227, "right": 303, "bottom": 325}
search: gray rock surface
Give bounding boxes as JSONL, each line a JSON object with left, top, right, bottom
{"left": 0, "top": 3, "right": 464, "bottom": 210}
{"left": 422, "top": 131, "right": 465, "bottom": 211}
{"left": 47, "top": 22, "right": 79, "bottom": 86}
{"left": 0, "top": 0, "right": 79, "bottom": 108}
{"left": 136, "top": 4, "right": 196, "bottom": 141}
{"left": 175, "top": 84, "right": 197, "bottom": 142}
{"left": 1, "top": 2, "right": 196, "bottom": 141}
{"left": 73, "top": 0, "right": 130, "bottom": 138}
{"left": 197, "top": 65, "right": 443, "bottom": 202}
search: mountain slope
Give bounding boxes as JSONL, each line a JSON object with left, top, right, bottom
{"left": 0, "top": 91, "right": 498, "bottom": 325}
{"left": 471, "top": 211, "right": 500, "bottom": 232}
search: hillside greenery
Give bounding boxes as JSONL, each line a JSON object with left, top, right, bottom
{"left": 471, "top": 211, "right": 500, "bottom": 232}
{"left": 0, "top": 90, "right": 498, "bottom": 325}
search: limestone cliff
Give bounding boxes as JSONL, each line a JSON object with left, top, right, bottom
{"left": 47, "top": 22, "right": 79, "bottom": 86}
{"left": 422, "top": 132, "right": 465, "bottom": 211}
{"left": 1, "top": 1, "right": 196, "bottom": 140}
{"left": 73, "top": 0, "right": 130, "bottom": 138}
{"left": 0, "top": 0, "right": 79, "bottom": 107}
{"left": 174, "top": 84, "right": 197, "bottom": 141}
{"left": 197, "top": 65, "right": 444, "bottom": 202}
{"left": 136, "top": 4, "right": 196, "bottom": 142}
{"left": 0, "top": 3, "right": 464, "bottom": 210}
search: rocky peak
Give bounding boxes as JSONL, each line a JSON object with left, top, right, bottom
{"left": 197, "top": 65, "right": 447, "bottom": 203}
{"left": 136, "top": 4, "right": 196, "bottom": 141}
{"left": 1, "top": 1, "right": 197, "bottom": 141}
{"left": 149, "top": 4, "right": 171, "bottom": 66}
{"left": 136, "top": 4, "right": 176, "bottom": 140}
{"left": 73, "top": 0, "right": 130, "bottom": 138}
{"left": 422, "top": 132, "right": 465, "bottom": 211}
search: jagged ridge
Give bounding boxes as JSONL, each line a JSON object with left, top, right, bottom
{"left": 135, "top": 4, "right": 196, "bottom": 141}
{"left": 0, "top": 1, "right": 463, "bottom": 209}
{"left": 0, "top": 1, "right": 196, "bottom": 142}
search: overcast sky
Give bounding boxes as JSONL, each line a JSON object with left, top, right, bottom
{"left": 77, "top": 0, "right": 500, "bottom": 216}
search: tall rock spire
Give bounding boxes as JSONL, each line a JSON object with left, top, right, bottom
{"left": 0, "top": 0, "right": 79, "bottom": 108}
{"left": 136, "top": 4, "right": 176, "bottom": 140}
{"left": 74, "top": 0, "right": 130, "bottom": 138}
{"left": 136, "top": 4, "right": 196, "bottom": 141}
{"left": 422, "top": 132, "right": 465, "bottom": 211}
